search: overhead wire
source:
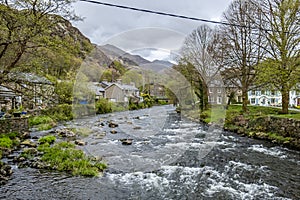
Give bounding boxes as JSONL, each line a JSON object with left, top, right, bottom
{"left": 79, "top": 0, "right": 297, "bottom": 35}
{"left": 79, "top": 0, "right": 246, "bottom": 28}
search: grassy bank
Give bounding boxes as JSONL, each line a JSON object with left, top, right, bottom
{"left": 186, "top": 105, "right": 300, "bottom": 149}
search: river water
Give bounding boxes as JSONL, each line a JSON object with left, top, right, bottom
{"left": 0, "top": 105, "right": 299, "bottom": 200}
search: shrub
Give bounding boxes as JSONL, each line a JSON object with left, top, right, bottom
{"left": 29, "top": 116, "right": 54, "bottom": 126}
{"left": 95, "top": 98, "right": 112, "bottom": 114}
{"left": 42, "top": 104, "right": 73, "bottom": 121}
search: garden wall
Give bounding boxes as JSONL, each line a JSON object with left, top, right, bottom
{"left": 0, "top": 117, "right": 29, "bottom": 134}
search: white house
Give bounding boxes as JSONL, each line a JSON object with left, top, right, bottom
{"left": 248, "top": 89, "right": 300, "bottom": 107}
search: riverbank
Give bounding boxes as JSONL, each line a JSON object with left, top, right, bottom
{"left": 185, "top": 105, "right": 300, "bottom": 150}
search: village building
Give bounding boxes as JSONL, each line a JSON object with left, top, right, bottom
{"left": 248, "top": 89, "right": 300, "bottom": 107}
{"left": 104, "top": 81, "right": 140, "bottom": 103}
{"left": 2, "top": 72, "right": 54, "bottom": 110}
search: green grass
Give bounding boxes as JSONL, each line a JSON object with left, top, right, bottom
{"left": 37, "top": 141, "right": 107, "bottom": 176}
{"left": 0, "top": 137, "right": 13, "bottom": 148}
{"left": 29, "top": 116, "right": 56, "bottom": 131}
{"left": 38, "top": 135, "right": 56, "bottom": 145}
{"left": 0, "top": 133, "right": 19, "bottom": 148}
{"left": 29, "top": 116, "right": 54, "bottom": 126}
{"left": 267, "top": 132, "right": 292, "bottom": 143}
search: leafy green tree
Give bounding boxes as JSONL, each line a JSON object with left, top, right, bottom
{"left": 253, "top": 0, "right": 300, "bottom": 114}
{"left": 0, "top": 0, "right": 89, "bottom": 82}
{"left": 218, "top": 0, "right": 266, "bottom": 112}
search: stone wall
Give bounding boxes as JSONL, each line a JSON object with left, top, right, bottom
{"left": 0, "top": 117, "right": 29, "bottom": 134}
{"left": 248, "top": 116, "right": 300, "bottom": 139}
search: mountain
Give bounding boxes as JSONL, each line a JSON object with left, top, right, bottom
{"left": 151, "top": 60, "right": 174, "bottom": 67}
{"left": 98, "top": 44, "right": 175, "bottom": 72}
{"left": 99, "top": 44, "right": 150, "bottom": 66}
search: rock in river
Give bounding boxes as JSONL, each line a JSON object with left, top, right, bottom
{"left": 75, "top": 140, "right": 86, "bottom": 146}
{"left": 120, "top": 139, "right": 133, "bottom": 145}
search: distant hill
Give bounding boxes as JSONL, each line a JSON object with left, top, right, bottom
{"left": 98, "top": 44, "right": 174, "bottom": 72}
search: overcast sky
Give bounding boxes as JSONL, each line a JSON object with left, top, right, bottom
{"left": 72, "top": 0, "right": 233, "bottom": 61}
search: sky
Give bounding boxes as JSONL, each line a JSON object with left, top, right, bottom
{"left": 72, "top": 0, "right": 233, "bottom": 61}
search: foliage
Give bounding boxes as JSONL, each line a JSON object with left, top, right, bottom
{"left": 42, "top": 104, "right": 73, "bottom": 121}
{"left": 122, "top": 70, "right": 143, "bottom": 87}
{"left": 37, "top": 141, "right": 107, "bottom": 176}
{"left": 0, "top": 1, "right": 87, "bottom": 81}
{"left": 54, "top": 81, "right": 74, "bottom": 104}
{"left": 252, "top": 0, "right": 300, "bottom": 114}
{"left": 29, "top": 116, "right": 54, "bottom": 126}
{"left": 95, "top": 98, "right": 112, "bottom": 114}
{"left": 141, "top": 93, "right": 154, "bottom": 108}
{"left": 0, "top": 137, "right": 13, "bottom": 148}
{"left": 113, "top": 61, "right": 127, "bottom": 75}
{"left": 29, "top": 115, "right": 55, "bottom": 131}
{"left": 38, "top": 135, "right": 56, "bottom": 145}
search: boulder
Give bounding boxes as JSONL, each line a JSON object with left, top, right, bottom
{"left": 56, "top": 129, "right": 76, "bottom": 138}
{"left": 110, "top": 130, "right": 117, "bottom": 134}
{"left": 75, "top": 140, "right": 86, "bottom": 146}
{"left": 21, "top": 140, "right": 37, "bottom": 148}
{"left": 21, "top": 132, "right": 31, "bottom": 139}
{"left": 120, "top": 139, "right": 133, "bottom": 145}
{"left": 108, "top": 121, "right": 119, "bottom": 128}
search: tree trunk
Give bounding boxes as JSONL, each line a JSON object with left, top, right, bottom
{"left": 281, "top": 90, "right": 289, "bottom": 114}
{"left": 242, "top": 89, "right": 248, "bottom": 113}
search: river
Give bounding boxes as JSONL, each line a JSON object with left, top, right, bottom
{"left": 0, "top": 105, "right": 299, "bottom": 200}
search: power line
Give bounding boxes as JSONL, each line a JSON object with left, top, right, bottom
{"left": 79, "top": 0, "right": 298, "bottom": 35}
{"left": 78, "top": 0, "right": 244, "bottom": 28}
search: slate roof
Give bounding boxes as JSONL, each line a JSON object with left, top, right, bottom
{"left": 0, "top": 85, "right": 17, "bottom": 97}
{"left": 106, "top": 83, "right": 138, "bottom": 91}
{"left": 8, "top": 72, "right": 53, "bottom": 85}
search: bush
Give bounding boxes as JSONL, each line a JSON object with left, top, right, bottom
{"left": 95, "top": 98, "right": 112, "bottom": 114}
{"left": 42, "top": 104, "right": 73, "bottom": 121}
{"left": 29, "top": 116, "right": 54, "bottom": 126}
{"left": 37, "top": 141, "right": 107, "bottom": 176}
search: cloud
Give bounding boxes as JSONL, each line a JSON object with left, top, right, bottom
{"left": 72, "top": 0, "right": 233, "bottom": 62}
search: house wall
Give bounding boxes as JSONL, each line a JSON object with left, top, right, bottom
{"left": 248, "top": 90, "right": 300, "bottom": 107}
{"left": 105, "top": 85, "right": 125, "bottom": 102}
{"left": 208, "top": 87, "right": 226, "bottom": 105}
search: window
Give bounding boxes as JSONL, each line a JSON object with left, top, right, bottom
{"left": 255, "top": 91, "right": 261, "bottom": 96}
{"left": 208, "top": 96, "right": 214, "bottom": 102}
{"left": 271, "top": 98, "right": 275, "bottom": 104}
{"left": 250, "top": 98, "right": 256, "bottom": 104}
{"left": 250, "top": 90, "right": 255, "bottom": 96}
{"left": 217, "top": 96, "right": 222, "bottom": 104}
{"left": 209, "top": 88, "right": 212, "bottom": 93}
{"left": 271, "top": 90, "right": 275, "bottom": 96}
{"left": 217, "top": 88, "right": 221, "bottom": 93}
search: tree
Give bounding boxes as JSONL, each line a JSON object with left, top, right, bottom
{"left": 179, "top": 25, "right": 221, "bottom": 111}
{"left": 252, "top": 0, "right": 300, "bottom": 114}
{"left": 218, "top": 0, "right": 266, "bottom": 112}
{"left": 0, "top": 0, "right": 80, "bottom": 83}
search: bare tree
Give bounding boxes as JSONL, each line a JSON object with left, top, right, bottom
{"left": 218, "top": 0, "right": 266, "bottom": 112}
{"left": 252, "top": 0, "right": 300, "bottom": 114}
{"left": 179, "top": 24, "right": 221, "bottom": 110}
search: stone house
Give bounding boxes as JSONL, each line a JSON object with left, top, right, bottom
{"left": 105, "top": 82, "right": 140, "bottom": 103}
{"left": 4, "top": 72, "right": 54, "bottom": 110}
